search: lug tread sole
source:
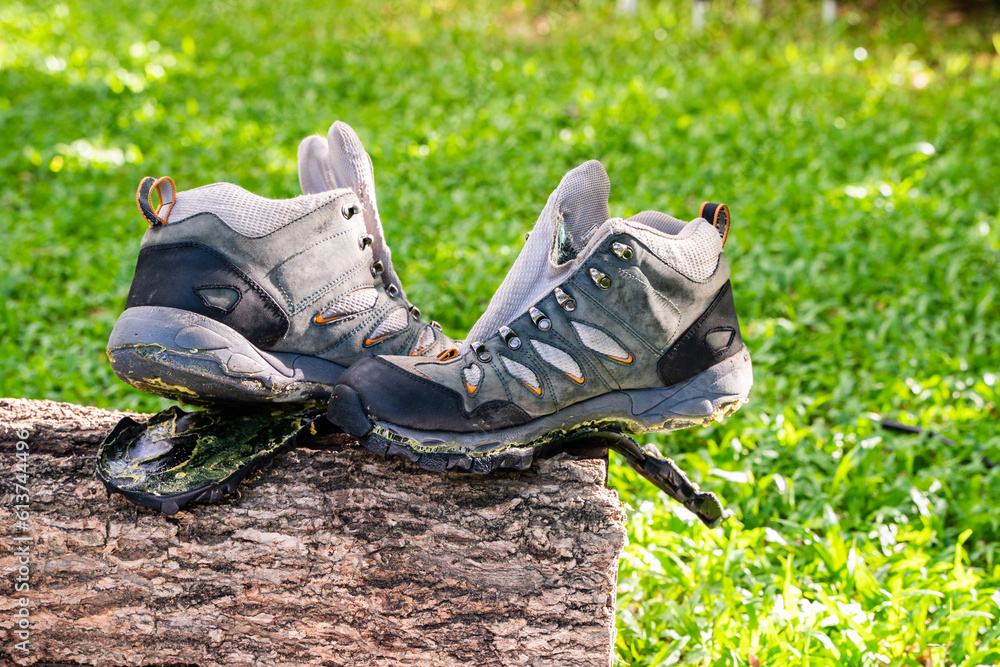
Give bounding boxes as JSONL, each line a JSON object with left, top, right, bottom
{"left": 108, "top": 344, "right": 337, "bottom": 407}
{"left": 97, "top": 442, "right": 290, "bottom": 516}
{"left": 351, "top": 348, "right": 753, "bottom": 475}
{"left": 358, "top": 395, "right": 747, "bottom": 475}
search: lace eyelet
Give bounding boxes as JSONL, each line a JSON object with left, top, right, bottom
{"left": 370, "top": 261, "right": 384, "bottom": 278}
{"left": 359, "top": 234, "right": 374, "bottom": 250}
{"left": 611, "top": 241, "right": 633, "bottom": 261}
{"left": 342, "top": 203, "right": 361, "bottom": 220}
{"left": 499, "top": 326, "right": 521, "bottom": 350}
{"left": 589, "top": 268, "right": 612, "bottom": 290}
{"left": 529, "top": 307, "right": 551, "bottom": 331}
{"left": 386, "top": 284, "right": 398, "bottom": 298}
{"left": 554, "top": 287, "right": 576, "bottom": 311}
{"left": 472, "top": 341, "right": 492, "bottom": 363}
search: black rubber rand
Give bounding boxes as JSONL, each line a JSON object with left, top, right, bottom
{"left": 125, "top": 242, "right": 289, "bottom": 349}
{"left": 657, "top": 280, "right": 743, "bottom": 387}
{"left": 332, "top": 357, "right": 532, "bottom": 433}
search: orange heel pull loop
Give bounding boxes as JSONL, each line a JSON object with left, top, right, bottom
{"left": 699, "top": 201, "right": 730, "bottom": 246}
{"left": 137, "top": 176, "right": 177, "bottom": 226}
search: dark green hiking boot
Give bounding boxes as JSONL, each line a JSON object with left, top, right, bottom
{"left": 327, "top": 160, "right": 753, "bottom": 474}
{"left": 107, "top": 121, "right": 453, "bottom": 406}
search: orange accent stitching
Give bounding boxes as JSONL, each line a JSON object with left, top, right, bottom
{"left": 522, "top": 381, "right": 542, "bottom": 396}
{"left": 465, "top": 382, "right": 478, "bottom": 395}
{"left": 364, "top": 335, "right": 391, "bottom": 346}
{"left": 566, "top": 373, "right": 585, "bottom": 384}
{"left": 315, "top": 313, "right": 345, "bottom": 325}
{"left": 437, "top": 348, "right": 459, "bottom": 361}
{"left": 609, "top": 353, "right": 633, "bottom": 364}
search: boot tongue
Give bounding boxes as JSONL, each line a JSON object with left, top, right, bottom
{"left": 547, "top": 160, "right": 611, "bottom": 265}
{"left": 297, "top": 134, "right": 334, "bottom": 196}
{"left": 297, "top": 122, "right": 406, "bottom": 302}
{"left": 462, "top": 160, "right": 611, "bottom": 352}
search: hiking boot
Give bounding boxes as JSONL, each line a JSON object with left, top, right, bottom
{"left": 327, "top": 160, "right": 753, "bottom": 473}
{"left": 107, "top": 121, "right": 454, "bottom": 406}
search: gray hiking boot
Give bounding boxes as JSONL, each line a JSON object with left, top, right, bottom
{"left": 108, "top": 121, "right": 454, "bottom": 406}
{"left": 327, "top": 160, "right": 753, "bottom": 473}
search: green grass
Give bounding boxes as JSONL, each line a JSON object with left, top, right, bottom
{"left": 2, "top": 0, "right": 999, "bottom": 663}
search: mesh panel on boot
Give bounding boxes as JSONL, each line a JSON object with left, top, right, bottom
{"left": 552, "top": 160, "right": 611, "bottom": 262}
{"left": 530, "top": 340, "right": 584, "bottom": 381}
{"left": 462, "top": 364, "right": 483, "bottom": 391}
{"left": 412, "top": 325, "right": 437, "bottom": 354}
{"left": 571, "top": 322, "right": 631, "bottom": 360}
{"left": 298, "top": 135, "right": 333, "bottom": 196}
{"left": 632, "top": 221, "right": 722, "bottom": 282}
{"left": 167, "top": 183, "right": 343, "bottom": 237}
{"left": 319, "top": 288, "right": 378, "bottom": 321}
{"left": 627, "top": 210, "right": 688, "bottom": 235}
{"left": 500, "top": 356, "right": 541, "bottom": 394}
{"left": 369, "top": 308, "right": 409, "bottom": 341}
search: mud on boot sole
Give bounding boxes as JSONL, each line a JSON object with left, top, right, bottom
{"left": 107, "top": 306, "right": 347, "bottom": 406}
{"left": 331, "top": 346, "right": 753, "bottom": 475}
{"left": 96, "top": 403, "right": 339, "bottom": 515}
{"left": 102, "top": 444, "right": 282, "bottom": 516}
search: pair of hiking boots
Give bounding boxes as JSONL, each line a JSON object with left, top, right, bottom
{"left": 101, "top": 121, "right": 753, "bottom": 522}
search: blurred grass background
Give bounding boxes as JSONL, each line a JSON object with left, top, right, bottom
{"left": 2, "top": 0, "right": 999, "bottom": 664}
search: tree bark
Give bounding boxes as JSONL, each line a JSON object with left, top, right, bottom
{"left": 0, "top": 399, "right": 626, "bottom": 667}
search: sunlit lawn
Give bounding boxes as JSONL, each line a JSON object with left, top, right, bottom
{"left": 2, "top": 0, "right": 999, "bottom": 664}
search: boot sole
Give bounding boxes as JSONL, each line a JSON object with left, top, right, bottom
{"left": 96, "top": 405, "right": 337, "bottom": 515}
{"left": 107, "top": 306, "right": 346, "bottom": 406}
{"left": 99, "top": 427, "right": 288, "bottom": 516}
{"left": 329, "top": 345, "right": 753, "bottom": 474}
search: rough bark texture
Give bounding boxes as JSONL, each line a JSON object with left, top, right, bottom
{"left": 0, "top": 398, "right": 142, "bottom": 456}
{"left": 0, "top": 399, "right": 626, "bottom": 667}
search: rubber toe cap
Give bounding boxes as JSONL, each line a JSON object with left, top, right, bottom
{"left": 331, "top": 357, "right": 531, "bottom": 434}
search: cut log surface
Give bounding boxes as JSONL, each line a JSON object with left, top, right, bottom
{"left": 0, "top": 399, "right": 626, "bottom": 667}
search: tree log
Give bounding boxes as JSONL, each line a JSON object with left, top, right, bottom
{"left": 0, "top": 399, "right": 626, "bottom": 666}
